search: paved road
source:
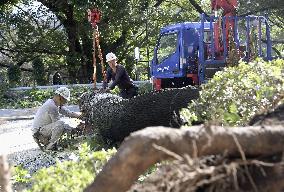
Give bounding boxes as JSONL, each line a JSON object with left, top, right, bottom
{"left": 0, "top": 119, "right": 37, "bottom": 154}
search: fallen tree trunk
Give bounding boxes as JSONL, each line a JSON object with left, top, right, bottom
{"left": 79, "top": 86, "right": 199, "bottom": 143}
{"left": 84, "top": 125, "right": 284, "bottom": 192}
{"left": 249, "top": 103, "right": 284, "bottom": 126}
{"left": 0, "top": 155, "right": 12, "bottom": 192}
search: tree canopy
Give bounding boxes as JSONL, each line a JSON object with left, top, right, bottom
{"left": 0, "top": 0, "right": 283, "bottom": 86}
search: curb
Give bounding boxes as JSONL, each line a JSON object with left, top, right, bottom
{"left": 0, "top": 116, "right": 34, "bottom": 121}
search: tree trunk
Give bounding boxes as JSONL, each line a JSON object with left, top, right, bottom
{"left": 0, "top": 155, "right": 12, "bottom": 192}
{"left": 79, "top": 86, "right": 200, "bottom": 144}
{"left": 84, "top": 125, "right": 284, "bottom": 192}
{"left": 63, "top": 5, "right": 81, "bottom": 83}
{"left": 37, "top": 0, "right": 82, "bottom": 83}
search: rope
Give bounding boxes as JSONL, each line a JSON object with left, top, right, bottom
{"left": 89, "top": 8, "right": 106, "bottom": 89}
{"left": 94, "top": 25, "right": 106, "bottom": 82}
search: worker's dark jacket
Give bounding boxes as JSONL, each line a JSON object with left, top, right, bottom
{"left": 104, "top": 64, "right": 138, "bottom": 99}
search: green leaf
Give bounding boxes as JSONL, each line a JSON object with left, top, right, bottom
{"left": 229, "top": 103, "right": 238, "bottom": 114}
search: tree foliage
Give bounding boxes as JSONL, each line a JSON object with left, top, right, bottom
{"left": 0, "top": 0, "right": 20, "bottom": 10}
{"left": 0, "top": 0, "right": 67, "bottom": 86}
{"left": 0, "top": 0, "right": 283, "bottom": 86}
{"left": 0, "top": 0, "right": 203, "bottom": 84}
{"left": 32, "top": 57, "right": 46, "bottom": 85}
{"left": 181, "top": 58, "right": 284, "bottom": 126}
{"left": 11, "top": 144, "right": 116, "bottom": 192}
{"left": 7, "top": 65, "right": 21, "bottom": 87}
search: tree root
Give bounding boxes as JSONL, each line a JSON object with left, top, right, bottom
{"left": 84, "top": 125, "right": 284, "bottom": 192}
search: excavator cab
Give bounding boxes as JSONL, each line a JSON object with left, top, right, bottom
{"left": 151, "top": 22, "right": 211, "bottom": 90}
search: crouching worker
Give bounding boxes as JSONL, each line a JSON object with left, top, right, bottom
{"left": 32, "top": 87, "right": 82, "bottom": 151}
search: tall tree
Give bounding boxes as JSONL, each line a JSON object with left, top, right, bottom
{"left": 0, "top": 0, "right": 67, "bottom": 80}
{"left": 30, "top": 0, "right": 200, "bottom": 82}
{"left": 32, "top": 57, "right": 46, "bottom": 85}
{"left": 3, "top": 0, "right": 281, "bottom": 86}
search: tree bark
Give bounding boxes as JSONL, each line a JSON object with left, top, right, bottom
{"left": 80, "top": 86, "right": 200, "bottom": 144}
{"left": 84, "top": 125, "right": 284, "bottom": 192}
{"left": 0, "top": 155, "right": 12, "bottom": 192}
{"left": 63, "top": 5, "right": 82, "bottom": 83}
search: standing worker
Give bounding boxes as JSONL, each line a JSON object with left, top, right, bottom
{"left": 103, "top": 52, "right": 138, "bottom": 99}
{"left": 52, "top": 71, "right": 63, "bottom": 85}
{"left": 32, "top": 87, "right": 82, "bottom": 151}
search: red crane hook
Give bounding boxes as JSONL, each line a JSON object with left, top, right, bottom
{"left": 88, "top": 8, "right": 101, "bottom": 28}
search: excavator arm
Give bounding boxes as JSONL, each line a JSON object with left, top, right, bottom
{"left": 211, "top": 0, "right": 238, "bottom": 56}
{"left": 211, "top": 0, "right": 238, "bottom": 16}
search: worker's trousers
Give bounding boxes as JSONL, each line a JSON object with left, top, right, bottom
{"left": 36, "top": 120, "right": 72, "bottom": 150}
{"left": 119, "top": 86, "right": 138, "bottom": 99}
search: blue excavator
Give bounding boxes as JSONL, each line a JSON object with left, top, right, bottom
{"left": 151, "top": 0, "right": 272, "bottom": 90}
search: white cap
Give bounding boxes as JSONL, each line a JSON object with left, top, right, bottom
{"left": 55, "top": 87, "right": 70, "bottom": 101}
{"left": 106, "top": 52, "right": 117, "bottom": 62}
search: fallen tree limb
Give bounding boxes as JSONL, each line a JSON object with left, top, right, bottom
{"left": 84, "top": 125, "right": 284, "bottom": 192}
{"left": 249, "top": 103, "right": 284, "bottom": 126}
{"left": 79, "top": 86, "right": 199, "bottom": 143}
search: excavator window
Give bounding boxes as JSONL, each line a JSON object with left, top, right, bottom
{"left": 204, "top": 30, "right": 212, "bottom": 44}
{"left": 157, "top": 32, "right": 178, "bottom": 65}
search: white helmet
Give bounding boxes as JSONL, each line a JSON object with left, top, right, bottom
{"left": 55, "top": 87, "right": 70, "bottom": 101}
{"left": 106, "top": 52, "right": 117, "bottom": 62}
